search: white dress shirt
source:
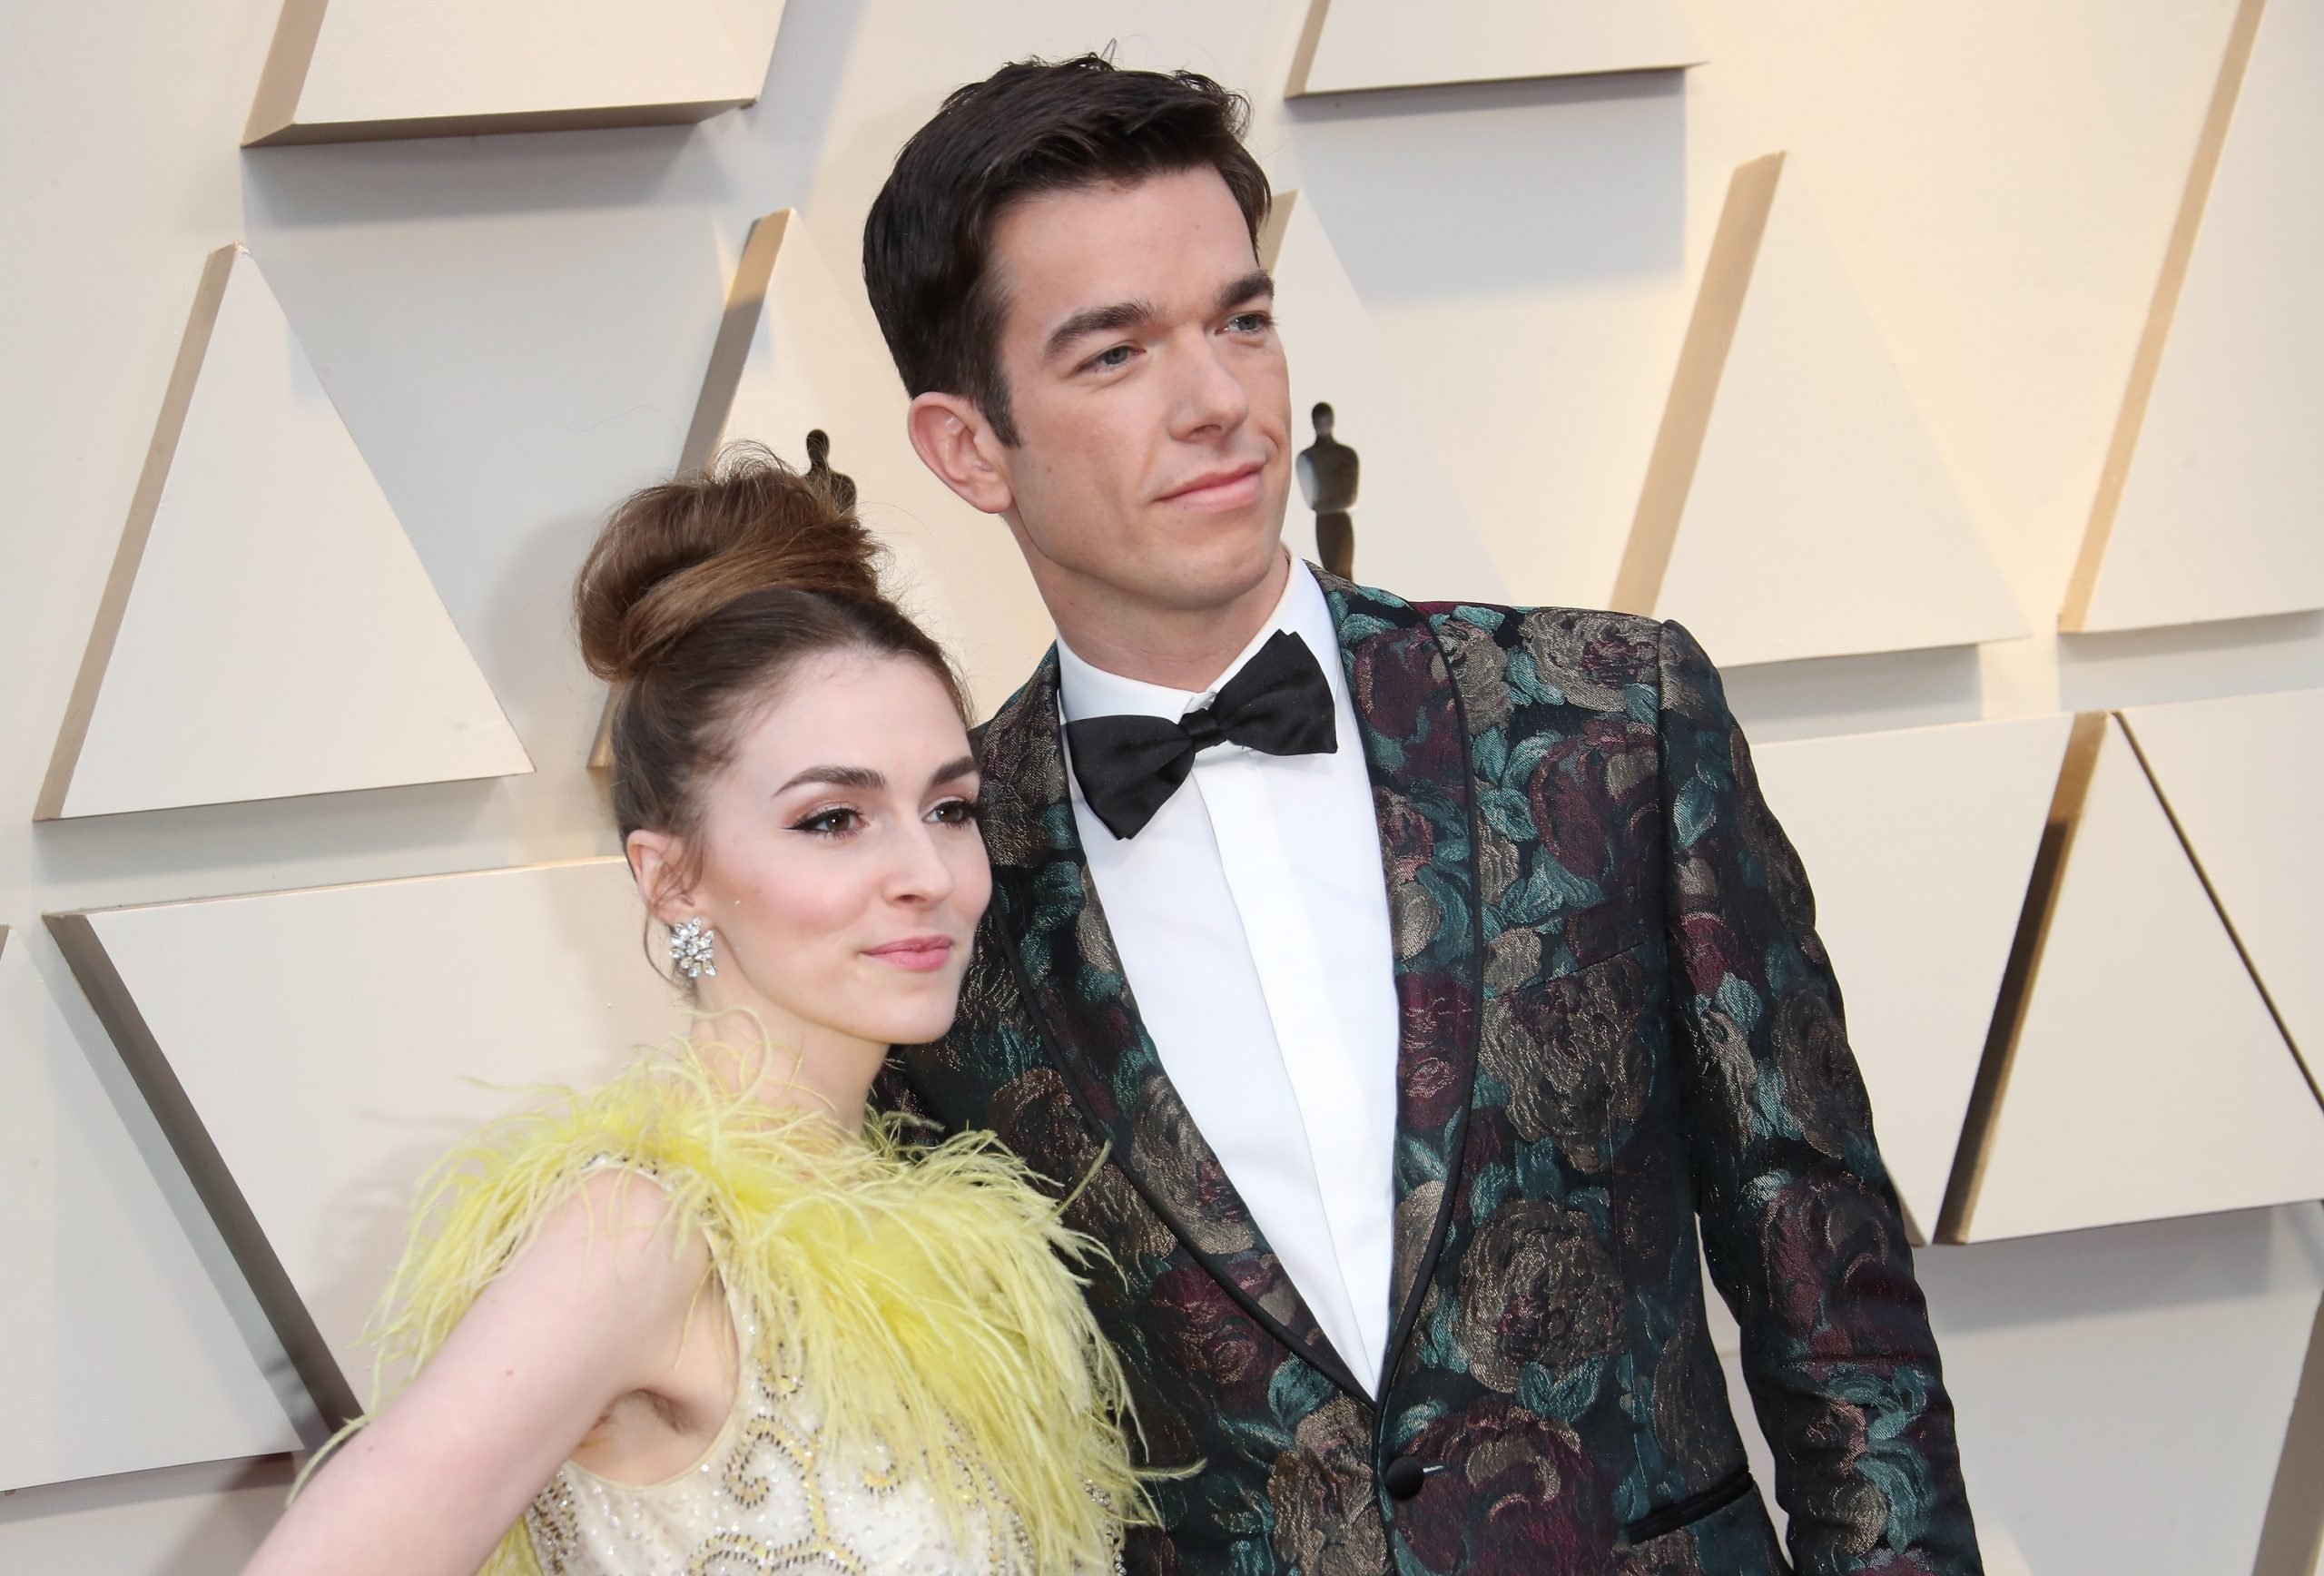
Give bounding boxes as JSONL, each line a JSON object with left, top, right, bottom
{"left": 1056, "top": 561, "right": 1402, "bottom": 1393}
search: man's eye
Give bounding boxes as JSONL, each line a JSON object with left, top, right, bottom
{"left": 1088, "top": 343, "right": 1135, "bottom": 371}
{"left": 1226, "top": 310, "right": 1274, "bottom": 335}
{"left": 792, "top": 807, "right": 862, "bottom": 836}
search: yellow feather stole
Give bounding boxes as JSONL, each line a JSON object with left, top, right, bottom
{"left": 360, "top": 1050, "right": 1147, "bottom": 1574}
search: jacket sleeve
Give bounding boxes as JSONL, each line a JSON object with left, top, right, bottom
{"left": 1655, "top": 619, "right": 1983, "bottom": 1574}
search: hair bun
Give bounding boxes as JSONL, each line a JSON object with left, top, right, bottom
{"left": 575, "top": 440, "right": 885, "bottom": 685}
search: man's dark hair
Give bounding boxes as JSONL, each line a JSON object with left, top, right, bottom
{"left": 863, "top": 54, "right": 1271, "bottom": 446}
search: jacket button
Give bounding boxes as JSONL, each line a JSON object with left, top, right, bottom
{"left": 1383, "top": 1456, "right": 1428, "bottom": 1501}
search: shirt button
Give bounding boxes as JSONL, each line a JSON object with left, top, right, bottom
{"left": 1382, "top": 1456, "right": 1429, "bottom": 1501}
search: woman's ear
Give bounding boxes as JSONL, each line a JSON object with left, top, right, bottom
{"left": 625, "top": 828, "right": 695, "bottom": 927}
{"left": 907, "top": 391, "right": 1015, "bottom": 516}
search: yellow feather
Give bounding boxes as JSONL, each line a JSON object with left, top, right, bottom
{"left": 336, "top": 1047, "right": 1149, "bottom": 1573}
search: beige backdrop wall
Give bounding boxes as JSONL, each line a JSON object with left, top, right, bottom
{"left": 3, "top": 2, "right": 2320, "bottom": 1573}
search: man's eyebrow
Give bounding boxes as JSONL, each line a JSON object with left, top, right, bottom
{"left": 1216, "top": 270, "right": 1274, "bottom": 315}
{"left": 929, "top": 755, "right": 979, "bottom": 788}
{"left": 1044, "top": 298, "right": 1159, "bottom": 361}
{"left": 775, "top": 764, "right": 884, "bottom": 793}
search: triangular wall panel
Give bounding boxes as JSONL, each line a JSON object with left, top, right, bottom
{"left": 1750, "top": 714, "right": 2072, "bottom": 1241}
{"left": 40, "top": 245, "right": 531, "bottom": 821}
{"left": 245, "top": 0, "right": 784, "bottom": 145}
{"left": 0, "top": 927, "right": 298, "bottom": 1489}
{"left": 1286, "top": 0, "right": 1701, "bottom": 96}
{"left": 1955, "top": 714, "right": 2324, "bottom": 1241}
{"left": 48, "top": 860, "right": 681, "bottom": 1423}
{"left": 682, "top": 212, "right": 1050, "bottom": 715}
{"left": 2063, "top": 0, "right": 2324, "bottom": 633}
{"left": 2121, "top": 686, "right": 2324, "bottom": 1098}
{"left": 1262, "top": 191, "right": 1509, "bottom": 603}
{"left": 1613, "top": 153, "right": 2026, "bottom": 668}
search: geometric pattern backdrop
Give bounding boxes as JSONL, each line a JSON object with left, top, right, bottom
{"left": 0, "top": 927, "right": 298, "bottom": 1492}
{"left": 1946, "top": 712, "right": 2324, "bottom": 1243}
{"left": 1750, "top": 715, "right": 2071, "bottom": 1243}
{"left": 1612, "top": 151, "right": 2029, "bottom": 667}
{"left": 10, "top": 0, "right": 2324, "bottom": 1570}
{"left": 47, "top": 862, "right": 678, "bottom": 1424}
{"left": 37, "top": 244, "right": 532, "bottom": 822}
{"left": 2121, "top": 686, "right": 2324, "bottom": 1098}
{"left": 1261, "top": 190, "right": 1509, "bottom": 606}
{"left": 2062, "top": 0, "right": 2324, "bottom": 633}
{"left": 1285, "top": 0, "right": 1701, "bottom": 96}
{"left": 245, "top": 0, "right": 790, "bottom": 145}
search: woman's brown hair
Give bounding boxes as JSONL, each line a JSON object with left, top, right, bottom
{"left": 575, "top": 441, "right": 965, "bottom": 901}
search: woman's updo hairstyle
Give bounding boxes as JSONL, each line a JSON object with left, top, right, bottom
{"left": 575, "top": 441, "right": 966, "bottom": 890}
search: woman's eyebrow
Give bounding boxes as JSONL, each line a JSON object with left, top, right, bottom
{"left": 774, "top": 758, "right": 978, "bottom": 794}
{"left": 776, "top": 764, "right": 884, "bottom": 793}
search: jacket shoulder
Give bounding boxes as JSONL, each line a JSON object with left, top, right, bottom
{"left": 1433, "top": 598, "right": 1668, "bottom": 711}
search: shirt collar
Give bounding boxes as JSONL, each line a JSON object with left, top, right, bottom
{"left": 1055, "top": 557, "right": 1339, "bottom": 725}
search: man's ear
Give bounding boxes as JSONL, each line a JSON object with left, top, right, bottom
{"left": 626, "top": 828, "right": 695, "bottom": 928}
{"left": 907, "top": 391, "right": 1015, "bottom": 516}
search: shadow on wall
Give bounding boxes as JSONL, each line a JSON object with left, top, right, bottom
{"left": 2059, "top": 607, "right": 2324, "bottom": 714}
{"left": 233, "top": 0, "right": 862, "bottom": 227}
{"left": 1283, "top": 69, "right": 1687, "bottom": 300}
{"left": 1716, "top": 645, "right": 1984, "bottom": 744}
{"left": 0, "top": 1453, "right": 296, "bottom": 1571}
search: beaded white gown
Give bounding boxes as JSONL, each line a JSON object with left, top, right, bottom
{"left": 366, "top": 1055, "right": 1138, "bottom": 1576}
{"left": 521, "top": 1287, "right": 1052, "bottom": 1576}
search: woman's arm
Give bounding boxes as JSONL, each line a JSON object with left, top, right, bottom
{"left": 242, "top": 1169, "right": 714, "bottom": 1576}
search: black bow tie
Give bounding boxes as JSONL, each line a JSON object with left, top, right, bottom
{"left": 1065, "top": 630, "right": 1338, "bottom": 840}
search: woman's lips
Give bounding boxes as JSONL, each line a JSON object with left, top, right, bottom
{"left": 864, "top": 937, "right": 955, "bottom": 973}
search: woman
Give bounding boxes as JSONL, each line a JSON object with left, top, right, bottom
{"left": 243, "top": 447, "right": 1143, "bottom": 1575}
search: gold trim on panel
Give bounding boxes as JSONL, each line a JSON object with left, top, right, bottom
{"left": 2119, "top": 709, "right": 2320, "bottom": 1110}
{"left": 37, "top": 245, "right": 241, "bottom": 823}
{"left": 2059, "top": 0, "right": 2269, "bottom": 632}
{"left": 592, "top": 209, "right": 797, "bottom": 775}
{"left": 245, "top": 100, "right": 750, "bottom": 149}
{"left": 1935, "top": 711, "right": 2109, "bottom": 1243}
{"left": 680, "top": 209, "right": 792, "bottom": 476}
{"left": 44, "top": 909, "right": 362, "bottom": 1433}
{"left": 1256, "top": 188, "right": 1298, "bottom": 275}
{"left": 242, "top": 0, "right": 331, "bottom": 147}
{"left": 1284, "top": 0, "right": 1336, "bottom": 98}
{"left": 2253, "top": 1294, "right": 2324, "bottom": 1576}
{"left": 1610, "top": 152, "right": 1787, "bottom": 618}
{"left": 589, "top": 694, "right": 616, "bottom": 773}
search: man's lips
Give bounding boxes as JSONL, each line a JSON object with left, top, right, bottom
{"left": 863, "top": 936, "right": 956, "bottom": 973}
{"left": 1157, "top": 461, "right": 1265, "bottom": 510}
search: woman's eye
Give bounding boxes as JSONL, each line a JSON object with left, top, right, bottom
{"left": 792, "top": 807, "right": 862, "bottom": 837}
{"left": 928, "top": 797, "right": 980, "bottom": 826}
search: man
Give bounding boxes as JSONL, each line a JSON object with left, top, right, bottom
{"left": 865, "top": 56, "right": 1981, "bottom": 1575}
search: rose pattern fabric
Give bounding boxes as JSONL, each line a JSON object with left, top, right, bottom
{"left": 879, "top": 573, "right": 1982, "bottom": 1574}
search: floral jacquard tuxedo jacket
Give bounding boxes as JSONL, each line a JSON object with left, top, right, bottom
{"left": 879, "top": 572, "right": 1983, "bottom": 1575}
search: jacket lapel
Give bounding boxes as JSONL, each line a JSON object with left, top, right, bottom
{"left": 976, "top": 650, "right": 1367, "bottom": 1401}
{"left": 1315, "top": 571, "right": 1486, "bottom": 1382}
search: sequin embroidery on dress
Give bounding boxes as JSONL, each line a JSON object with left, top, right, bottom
{"left": 521, "top": 1285, "right": 1055, "bottom": 1575}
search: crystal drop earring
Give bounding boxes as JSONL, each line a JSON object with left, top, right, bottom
{"left": 668, "top": 915, "right": 717, "bottom": 980}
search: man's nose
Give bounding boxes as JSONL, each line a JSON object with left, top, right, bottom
{"left": 1170, "top": 332, "right": 1252, "bottom": 437}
